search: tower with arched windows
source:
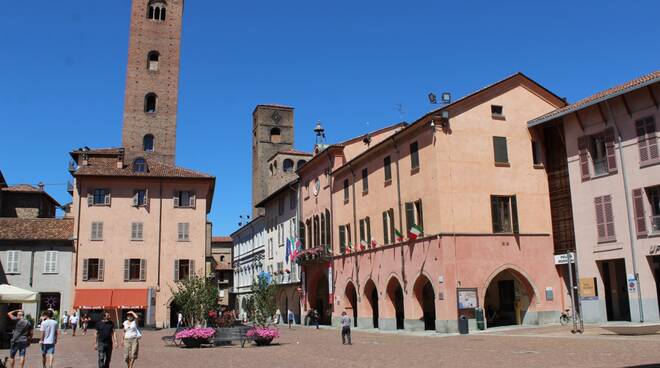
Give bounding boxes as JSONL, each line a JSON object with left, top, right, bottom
{"left": 252, "top": 104, "right": 295, "bottom": 216}
{"left": 121, "top": 0, "right": 183, "bottom": 165}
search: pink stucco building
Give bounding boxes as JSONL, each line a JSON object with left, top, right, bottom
{"left": 529, "top": 71, "right": 660, "bottom": 323}
{"left": 297, "top": 73, "right": 568, "bottom": 332}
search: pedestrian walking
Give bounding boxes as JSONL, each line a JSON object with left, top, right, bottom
{"left": 287, "top": 309, "right": 295, "bottom": 329}
{"left": 60, "top": 311, "right": 69, "bottom": 335}
{"left": 121, "top": 311, "right": 141, "bottom": 368}
{"left": 69, "top": 312, "right": 79, "bottom": 336}
{"left": 82, "top": 314, "right": 92, "bottom": 336}
{"left": 94, "top": 312, "right": 117, "bottom": 368}
{"left": 7, "top": 309, "right": 32, "bottom": 368}
{"left": 340, "top": 311, "right": 352, "bottom": 345}
{"left": 275, "top": 308, "right": 281, "bottom": 325}
{"left": 313, "top": 309, "right": 320, "bottom": 329}
{"left": 176, "top": 312, "right": 183, "bottom": 329}
{"left": 39, "top": 310, "right": 58, "bottom": 368}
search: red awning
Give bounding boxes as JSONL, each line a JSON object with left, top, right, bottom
{"left": 74, "top": 289, "right": 113, "bottom": 309}
{"left": 111, "top": 289, "right": 148, "bottom": 309}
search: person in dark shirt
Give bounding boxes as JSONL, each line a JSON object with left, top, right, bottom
{"left": 94, "top": 312, "right": 117, "bottom": 368}
{"left": 7, "top": 309, "right": 32, "bottom": 368}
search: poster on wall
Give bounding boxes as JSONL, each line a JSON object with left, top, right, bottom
{"left": 328, "top": 265, "right": 334, "bottom": 304}
{"left": 579, "top": 277, "right": 598, "bottom": 300}
{"left": 457, "top": 288, "right": 478, "bottom": 309}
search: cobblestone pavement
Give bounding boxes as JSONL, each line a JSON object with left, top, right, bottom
{"left": 2, "top": 325, "right": 660, "bottom": 368}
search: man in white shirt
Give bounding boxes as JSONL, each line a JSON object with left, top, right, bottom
{"left": 177, "top": 312, "right": 183, "bottom": 329}
{"left": 39, "top": 310, "right": 58, "bottom": 368}
{"left": 69, "top": 313, "right": 79, "bottom": 336}
{"left": 60, "top": 311, "right": 69, "bottom": 335}
{"left": 121, "top": 311, "right": 140, "bottom": 368}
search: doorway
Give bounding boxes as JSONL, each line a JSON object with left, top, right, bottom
{"left": 364, "top": 280, "right": 379, "bottom": 329}
{"left": 414, "top": 275, "right": 436, "bottom": 331}
{"left": 599, "top": 259, "right": 631, "bottom": 321}
{"left": 345, "top": 282, "right": 358, "bottom": 327}
{"left": 387, "top": 278, "right": 405, "bottom": 330}
{"left": 650, "top": 256, "right": 660, "bottom": 316}
{"left": 484, "top": 269, "right": 533, "bottom": 327}
{"left": 314, "top": 273, "right": 331, "bottom": 325}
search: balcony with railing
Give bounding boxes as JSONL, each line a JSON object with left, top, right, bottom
{"left": 295, "top": 246, "right": 332, "bottom": 265}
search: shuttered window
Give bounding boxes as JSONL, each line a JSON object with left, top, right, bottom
{"left": 384, "top": 156, "right": 392, "bottom": 182}
{"left": 594, "top": 195, "right": 616, "bottom": 242}
{"left": 91, "top": 222, "right": 103, "bottom": 240}
{"left": 636, "top": 116, "right": 659, "bottom": 166}
{"left": 174, "top": 259, "right": 194, "bottom": 281}
{"left": 43, "top": 251, "right": 58, "bottom": 274}
{"left": 493, "top": 137, "right": 509, "bottom": 164}
{"left": 405, "top": 202, "right": 415, "bottom": 233}
{"left": 649, "top": 187, "right": 660, "bottom": 233}
{"left": 362, "top": 168, "right": 369, "bottom": 193}
{"left": 89, "top": 188, "right": 111, "bottom": 206}
{"left": 578, "top": 136, "right": 591, "bottom": 181}
{"left": 491, "top": 195, "right": 518, "bottom": 233}
{"left": 6, "top": 251, "right": 20, "bottom": 274}
{"left": 131, "top": 222, "right": 144, "bottom": 240}
{"left": 133, "top": 189, "right": 148, "bottom": 207}
{"left": 343, "top": 179, "right": 349, "bottom": 203}
{"left": 124, "top": 259, "right": 146, "bottom": 281}
{"left": 339, "top": 225, "right": 347, "bottom": 253}
{"left": 83, "top": 258, "right": 103, "bottom": 281}
{"left": 174, "top": 191, "right": 196, "bottom": 208}
{"left": 382, "top": 211, "right": 390, "bottom": 245}
{"left": 410, "top": 141, "right": 420, "bottom": 170}
{"left": 177, "top": 222, "right": 190, "bottom": 241}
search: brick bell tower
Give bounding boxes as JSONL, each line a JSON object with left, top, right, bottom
{"left": 121, "top": 0, "right": 183, "bottom": 165}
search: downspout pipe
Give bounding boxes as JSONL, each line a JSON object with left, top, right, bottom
{"left": 604, "top": 100, "right": 644, "bottom": 323}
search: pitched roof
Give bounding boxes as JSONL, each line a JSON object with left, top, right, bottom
{"left": 0, "top": 218, "right": 74, "bottom": 241}
{"left": 73, "top": 156, "right": 214, "bottom": 179}
{"left": 211, "top": 236, "right": 233, "bottom": 243}
{"left": 1, "top": 184, "right": 62, "bottom": 207}
{"left": 528, "top": 70, "right": 660, "bottom": 127}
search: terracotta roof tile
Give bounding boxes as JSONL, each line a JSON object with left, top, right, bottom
{"left": 529, "top": 70, "right": 660, "bottom": 126}
{"left": 212, "top": 236, "right": 232, "bottom": 243}
{"left": 2, "top": 184, "right": 41, "bottom": 193}
{"left": 0, "top": 218, "right": 74, "bottom": 241}
{"left": 74, "top": 156, "right": 213, "bottom": 179}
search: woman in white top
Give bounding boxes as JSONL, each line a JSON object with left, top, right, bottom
{"left": 121, "top": 311, "right": 140, "bottom": 368}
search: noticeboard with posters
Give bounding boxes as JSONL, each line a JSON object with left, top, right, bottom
{"left": 456, "top": 288, "right": 479, "bottom": 319}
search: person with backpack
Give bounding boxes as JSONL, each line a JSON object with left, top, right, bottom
{"left": 7, "top": 309, "right": 33, "bottom": 368}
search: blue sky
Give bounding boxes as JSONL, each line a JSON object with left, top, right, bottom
{"left": 1, "top": 1, "right": 658, "bottom": 235}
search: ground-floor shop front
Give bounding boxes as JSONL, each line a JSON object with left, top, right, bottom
{"left": 73, "top": 288, "right": 157, "bottom": 327}
{"left": 332, "top": 234, "right": 563, "bottom": 333}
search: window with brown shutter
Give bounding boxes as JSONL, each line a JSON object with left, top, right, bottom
{"left": 636, "top": 116, "right": 659, "bottom": 166}
{"left": 577, "top": 136, "right": 591, "bottom": 181}
{"left": 632, "top": 189, "right": 647, "bottom": 237}
{"left": 604, "top": 128, "right": 618, "bottom": 174}
{"left": 595, "top": 195, "right": 616, "bottom": 242}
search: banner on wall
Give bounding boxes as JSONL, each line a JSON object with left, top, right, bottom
{"left": 328, "top": 264, "right": 333, "bottom": 304}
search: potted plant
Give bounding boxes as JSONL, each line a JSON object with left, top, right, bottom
{"left": 175, "top": 327, "right": 215, "bottom": 348}
{"left": 246, "top": 326, "right": 280, "bottom": 346}
{"left": 248, "top": 275, "right": 279, "bottom": 346}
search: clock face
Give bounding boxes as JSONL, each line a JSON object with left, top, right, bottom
{"left": 313, "top": 178, "right": 321, "bottom": 196}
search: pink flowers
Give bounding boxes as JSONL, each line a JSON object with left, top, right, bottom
{"left": 175, "top": 327, "right": 216, "bottom": 340}
{"left": 246, "top": 327, "right": 280, "bottom": 339}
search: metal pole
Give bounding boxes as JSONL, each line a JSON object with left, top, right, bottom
{"left": 605, "top": 101, "right": 644, "bottom": 323}
{"left": 571, "top": 250, "right": 584, "bottom": 333}
{"left": 566, "top": 250, "right": 577, "bottom": 333}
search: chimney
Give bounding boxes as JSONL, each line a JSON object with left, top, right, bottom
{"left": 37, "top": 182, "right": 44, "bottom": 191}
{"left": 117, "top": 148, "right": 125, "bottom": 169}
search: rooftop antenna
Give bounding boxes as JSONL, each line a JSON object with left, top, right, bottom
{"left": 314, "top": 121, "right": 326, "bottom": 145}
{"left": 396, "top": 103, "right": 405, "bottom": 121}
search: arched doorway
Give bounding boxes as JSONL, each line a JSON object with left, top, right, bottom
{"left": 386, "top": 277, "right": 405, "bottom": 330}
{"left": 314, "top": 272, "right": 331, "bottom": 325}
{"left": 344, "top": 282, "right": 358, "bottom": 327}
{"left": 364, "top": 279, "right": 379, "bottom": 329}
{"left": 169, "top": 300, "right": 182, "bottom": 328}
{"left": 413, "top": 275, "right": 436, "bottom": 331}
{"left": 484, "top": 268, "right": 534, "bottom": 328}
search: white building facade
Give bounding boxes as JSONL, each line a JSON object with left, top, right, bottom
{"left": 231, "top": 216, "right": 266, "bottom": 320}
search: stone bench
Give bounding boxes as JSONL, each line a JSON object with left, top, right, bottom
{"left": 212, "top": 326, "right": 254, "bottom": 348}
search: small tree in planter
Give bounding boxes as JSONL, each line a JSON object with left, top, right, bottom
{"left": 247, "top": 275, "right": 279, "bottom": 345}
{"left": 171, "top": 274, "right": 219, "bottom": 328}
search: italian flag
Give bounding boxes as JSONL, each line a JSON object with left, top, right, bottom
{"left": 408, "top": 225, "right": 423, "bottom": 240}
{"left": 371, "top": 239, "right": 378, "bottom": 248}
{"left": 394, "top": 229, "right": 404, "bottom": 242}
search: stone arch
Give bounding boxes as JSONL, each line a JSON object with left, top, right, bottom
{"left": 363, "top": 278, "right": 379, "bottom": 329}
{"left": 482, "top": 264, "right": 540, "bottom": 306}
{"left": 385, "top": 275, "right": 405, "bottom": 330}
{"left": 412, "top": 274, "right": 436, "bottom": 331}
{"left": 483, "top": 265, "right": 538, "bottom": 328}
{"left": 344, "top": 280, "right": 358, "bottom": 327}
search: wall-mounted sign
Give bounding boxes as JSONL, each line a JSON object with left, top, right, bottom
{"left": 457, "top": 288, "right": 478, "bottom": 319}
{"left": 627, "top": 274, "right": 637, "bottom": 293}
{"left": 579, "top": 277, "right": 598, "bottom": 300}
{"left": 554, "top": 253, "right": 575, "bottom": 265}
{"left": 545, "top": 287, "right": 554, "bottom": 301}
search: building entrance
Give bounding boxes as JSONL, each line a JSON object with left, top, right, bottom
{"left": 484, "top": 269, "right": 533, "bottom": 327}
{"left": 364, "top": 280, "right": 379, "bottom": 329}
{"left": 413, "top": 276, "right": 436, "bottom": 331}
{"left": 345, "top": 282, "right": 358, "bottom": 327}
{"left": 387, "top": 278, "right": 405, "bottom": 330}
{"left": 599, "top": 259, "right": 631, "bottom": 321}
{"left": 650, "top": 256, "right": 660, "bottom": 316}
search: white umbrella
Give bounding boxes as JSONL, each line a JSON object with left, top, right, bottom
{"left": 0, "top": 284, "right": 37, "bottom": 303}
